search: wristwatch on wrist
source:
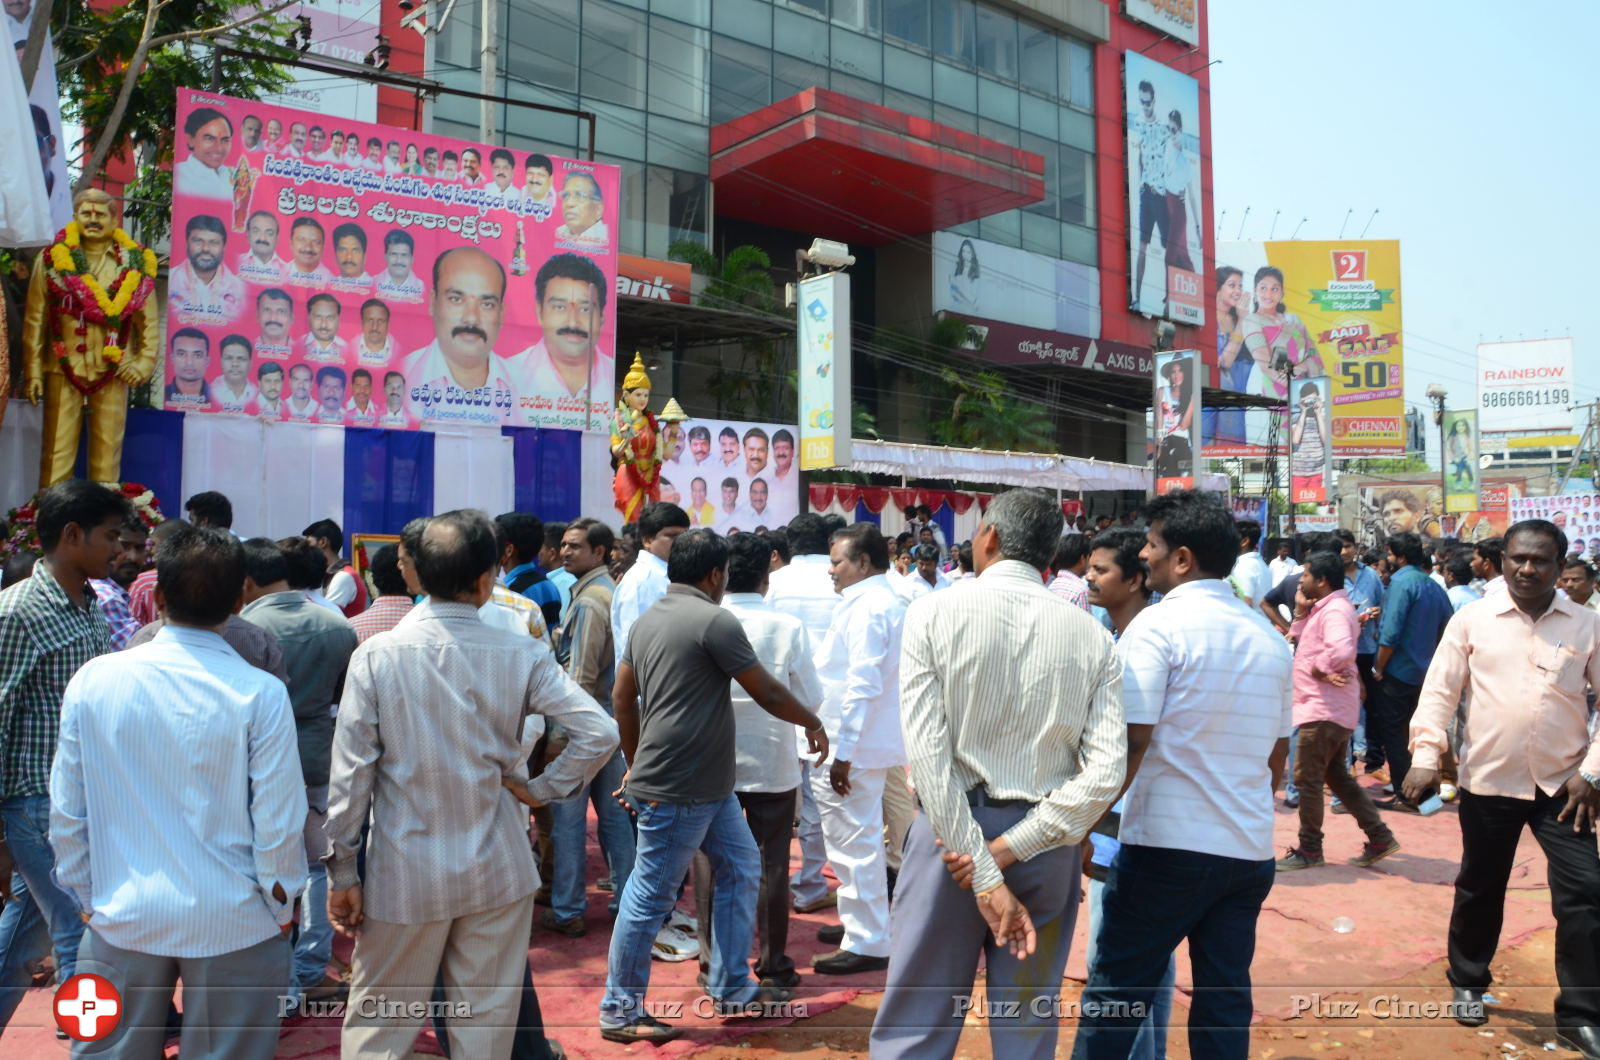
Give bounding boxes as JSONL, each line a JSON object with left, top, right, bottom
{"left": 1580, "top": 771, "right": 1600, "bottom": 790}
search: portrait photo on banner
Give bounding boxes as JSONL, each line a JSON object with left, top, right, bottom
{"left": 165, "top": 90, "right": 620, "bottom": 432}
{"left": 662, "top": 416, "right": 801, "bottom": 533}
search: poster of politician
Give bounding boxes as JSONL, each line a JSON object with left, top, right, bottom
{"left": 663, "top": 418, "right": 801, "bottom": 533}
{"left": 1124, "top": 51, "right": 1203, "bottom": 327}
{"left": 166, "top": 89, "right": 618, "bottom": 431}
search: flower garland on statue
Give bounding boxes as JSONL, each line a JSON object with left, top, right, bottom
{"left": 2, "top": 482, "right": 164, "bottom": 562}
{"left": 44, "top": 223, "right": 159, "bottom": 396}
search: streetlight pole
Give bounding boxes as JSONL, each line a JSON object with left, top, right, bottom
{"left": 1427, "top": 383, "right": 1448, "bottom": 534}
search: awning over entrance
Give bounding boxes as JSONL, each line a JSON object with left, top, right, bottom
{"left": 710, "top": 88, "right": 1046, "bottom": 245}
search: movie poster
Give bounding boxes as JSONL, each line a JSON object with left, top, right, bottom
{"left": 167, "top": 90, "right": 619, "bottom": 431}
{"left": 1123, "top": 51, "right": 1203, "bottom": 327}
{"left": 1152, "top": 349, "right": 1201, "bottom": 494}
{"left": 662, "top": 417, "right": 801, "bottom": 532}
{"left": 1288, "top": 376, "right": 1332, "bottom": 504}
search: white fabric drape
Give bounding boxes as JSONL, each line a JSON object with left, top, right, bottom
{"left": 579, "top": 431, "right": 616, "bottom": 526}
{"left": 432, "top": 429, "right": 515, "bottom": 517}
{"left": 0, "top": 401, "right": 44, "bottom": 513}
{"left": 181, "top": 416, "right": 344, "bottom": 538}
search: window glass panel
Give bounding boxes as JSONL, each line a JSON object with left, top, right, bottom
{"left": 647, "top": 114, "right": 709, "bottom": 172}
{"left": 713, "top": 0, "right": 772, "bottom": 46}
{"left": 1019, "top": 130, "right": 1054, "bottom": 217}
{"left": 931, "top": 0, "right": 974, "bottom": 64}
{"left": 1064, "top": 37, "right": 1092, "bottom": 108}
{"left": 977, "top": 116, "right": 1017, "bottom": 147}
{"left": 931, "top": 102, "right": 976, "bottom": 133}
{"left": 883, "top": 45, "right": 931, "bottom": 94}
{"left": 1019, "top": 93, "right": 1054, "bottom": 137}
{"left": 1020, "top": 210, "right": 1059, "bottom": 258}
{"left": 649, "top": 18, "right": 709, "bottom": 122}
{"left": 583, "top": 2, "right": 649, "bottom": 110}
{"left": 831, "top": 28, "right": 881, "bottom": 79}
{"left": 435, "top": 0, "right": 480, "bottom": 67}
{"left": 581, "top": 98, "right": 648, "bottom": 159}
{"left": 976, "top": 77, "right": 1017, "bottom": 125}
{"left": 1018, "top": 19, "right": 1053, "bottom": 96}
{"left": 644, "top": 165, "right": 710, "bottom": 256}
{"left": 505, "top": 0, "right": 579, "bottom": 91}
{"left": 831, "top": 72, "right": 883, "bottom": 104}
{"left": 931, "top": 60, "right": 975, "bottom": 110}
{"left": 831, "top": 0, "right": 880, "bottom": 34}
{"left": 772, "top": 53, "right": 830, "bottom": 98}
{"left": 974, "top": 5, "right": 1016, "bottom": 81}
{"left": 1059, "top": 144, "right": 1092, "bottom": 226}
{"left": 503, "top": 87, "right": 581, "bottom": 153}
{"left": 1059, "top": 106, "right": 1094, "bottom": 151}
{"left": 883, "top": 86, "right": 932, "bottom": 118}
{"left": 711, "top": 34, "right": 771, "bottom": 123}
{"left": 653, "top": 0, "right": 709, "bottom": 26}
{"left": 602, "top": 155, "right": 646, "bottom": 254}
{"left": 1061, "top": 221, "right": 1096, "bottom": 266}
{"left": 883, "top": 0, "right": 927, "bottom": 47}
{"left": 774, "top": 8, "right": 829, "bottom": 63}
{"left": 979, "top": 207, "right": 1020, "bottom": 247}
{"left": 784, "top": 0, "right": 828, "bottom": 17}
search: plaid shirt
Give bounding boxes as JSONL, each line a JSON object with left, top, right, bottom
{"left": 351, "top": 595, "right": 416, "bottom": 645}
{"left": 90, "top": 578, "right": 140, "bottom": 650}
{"left": 128, "top": 568, "right": 160, "bottom": 628}
{"left": 0, "top": 561, "right": 112, "bottom": 797}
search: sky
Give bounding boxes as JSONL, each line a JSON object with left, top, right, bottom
{"left": 1208, "top": 0, "right": 1597, "bottom": 461}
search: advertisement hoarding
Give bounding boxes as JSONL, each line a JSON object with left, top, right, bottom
{"left": 1124, "top": 0, "right": 1200, "bottom": 46}
{"left": 168, "top": 90, "right": 619, "bottom": 432}
{"left": 1355, "top": 478, "right": 1527, "bottom": 547}
{"left": 931, "top": 232, "right": 1099, "bottom": 338}
{"left": 1510, "top": 496, "right": 1600, "bottom": 555}
{"left": 798, "top": 272, "right": 851, "bottom": 470}
{"left": 955, "top": 318, "right": 1154, "bottom": 379}
{"left": 1123, "top": 51, "right": 1203, "bottom": 327}
{"left": 1442, "top": 409, "right": 1480, "bottom": 514}
{"left": 259, "top": 0, "right": 379, "bottom": 124}
{"left": 1206, "top": 240, "right": 1404, "bottom": 456}
{"left": 1288, "top": 376, "right": 1332, "bottom": 504}
{"left": 1477, "top": 338, "right": 1574, "bottom": 435}
{"left": 1153, "top": 349, "right": 1201, "bottom": 494}
{"left": 663, "top": 417, "right": 800, "bottom": 533}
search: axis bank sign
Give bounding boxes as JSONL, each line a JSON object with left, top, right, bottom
{"left": 959, "top": 316, "right": 1154, "bottom": 379}
{"left": 617, "top": 255, "right": 692, "bottom": 305}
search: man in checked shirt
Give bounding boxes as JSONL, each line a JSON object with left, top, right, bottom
{"left": 0, "top": 481, "right": 132, "bottom": 1029}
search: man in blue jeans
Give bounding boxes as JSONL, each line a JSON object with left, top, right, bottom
{"left": 0, "top": 480, "right": 132, "bottom": 1029}
{"left": 600, "top": 529, "right": 828, "bottom": 1045}
{"left": 1075, "top": 490, "right": 1294, "bottom": 1059}
{"left": 1370, "top": 531, "right": 1453, "bottom": 813}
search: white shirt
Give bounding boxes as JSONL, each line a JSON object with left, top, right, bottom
{"left": 766, "top": 553, "right": 839, "bottom": 650}
{"left": 611, "top": 550, "right": 669, "bottom": 671}
{"left": 894, "top": 568, "right": 951, "bottom": 602}
{"left": 1429, "top": 570, "right": 1448, "bottom": 590}
{"left": 210, "top": 376, "right": 256, "bottom": 411}
{"left": 722, "top": 592, "right": 822, "bottom": 794}
{"left": 1116, "top": 578, "right": 1294, "bottom": 862}
{"left": 402, "top": 339, "right": 518, "bottom": 426}
{"left": 237, "top": 253, "right": 287, "bottom": 285}
{"left": 814, "top": 572, "right": 907, "bottom": 769}
{"left": 175, "top": 154, "right": 236, "bottom": 199}
{"left": 304, "top": 588, "right": 347, "bottom": 618}
{"left": 374, "top": 270, "right": 425, "bottom": 302}
{"left": 326, "top": 569, "right": 358, "bottom": 608}
{"left": 1269, "top": 556, "right": 1301, "bottom": 584}
{"left": 1230, "top": 551, "right": 1272, "bottom": 607}
{"left": 555, "top": 218, "right": 610, "bottom": 246}
{"left": 49, "top": 627, "right": 307, "bottom": 957}
{"left": 507, "top": 338, "right": 614, "bottom": 404}
{"left": 1482, "top": 575, "right": 1507, "bottom": 597}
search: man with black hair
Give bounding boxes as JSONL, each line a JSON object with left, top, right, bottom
{"left": 693, "top": 531, "right": 822, "bottom": 990}
{"left": 810, "top": 524, "right": 908, "bottom": 976}
{"left": 1276, "top": 552, "right": 1400, "bottom": 873}
{"left": 508, "top": 252, "right": 614, "bottom": 408}
{"left": 1559, "top": 558, "right": 1598, "bottom": 611}
{"left": 89, "top": 515, "right": 150, "bottom": 650}
{"left": 541, "top": 521, "right": 576, "bottom": 622}
{"left": 184, "top": 490, "right": 233, "bottom": 531}
{"left": 327, "top": 510, "right": 617, "bottom": 1058}
{"left": 874, "top": 488, "right": 1125, "bottom": 1059}
{"left": 1260, "top": 532, "right": 1339, "bottom": 635}
{"left": 351, "top": 545, "right": 414, "bottom": 644}
{"left": 1370, "top": 531, "right": 1454, "bottom": 813}
{"left": 304, "top": 518, "right": 367, "bottom": 618}
{"left": 1075, "top": 490, "right": 1293, "bottom": 1060}
{"left": 50, "top": 526, "right": 307, "bottom": 1059}
{"left": 1049, "top": 533, "right": 1093, "bottom": 612}
{"left": 239, "top": 537, "right": 357, "bottom": 1004}
{"left": 168, "top": 213, "right": 245, "bottom": 325}
{"left": 1230, "top": 518, "right": 1271, "bottom": 607}
{"left": 1445, "top": 554, "right": 1482, "bottom": 612}
{"left": 494, "top": 512, "right": 564, "bottom": 630}
{"left": 1405, "top": 520, "right": 1600, "bottom": 1051}
{"left": 896, "top": 543, "right": 950, "bottom": 602}
{"left": 767, "top": 511, "right": 841, "bottom": 914}
{"left": 601, "top": 529, "right": 826, "bottom": 1043}
{"left": 612, "top": 502, "right": 689, "bottom": 670}
{"left": 277, "top": 536, "right": 345, "bottom": 618}
{"left": 0, "top": 481, "right": 131, "bottom": 1029}
{"left": 1474, "top": 537, "right": 1506, "bottom": 596}
{"left": 128, "top": 517, "right": 190, "bottom": 626}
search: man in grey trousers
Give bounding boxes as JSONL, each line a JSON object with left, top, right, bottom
{"left": 869, "top": 488, "right": 1127, "bottom": 1059}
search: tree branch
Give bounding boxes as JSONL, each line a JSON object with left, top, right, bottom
{"left": 19, "top": 0, "right": 54, "bottom": 92}
{"left": 149, "top": 0, "right": 298, "bottom": 47}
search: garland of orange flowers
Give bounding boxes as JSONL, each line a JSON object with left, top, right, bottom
{"left": 44, "top": 223, "right": 158, "bottom": 395}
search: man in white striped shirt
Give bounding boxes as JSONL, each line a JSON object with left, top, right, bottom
{"left": 51, "top": 526, "right": 307, "bottom": 1059}
{"left": 1075, "top": 489, "right": 1293, "bottom": 1060}
{"left": 871, "top": 488, "right": 1125, "bottom": 1059}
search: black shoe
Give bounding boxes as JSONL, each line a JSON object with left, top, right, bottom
{"left": 1558, "top": 1025, "right": 1600, "bottom": 1060}
{"left": 1283, "top": 793, "right": 1300, "bottom": 809}
{"left": 811, "top": 948, "right": 889, "bottom": 975}
{"left": 715, "top": 983, "right": 795, "bottom": 1019}
{"left": 817, "top": 923, "right": 844, "bottom": 945}
{"left": 599, "top": 1015, "right": 682, "bottom": 1044}
{"left": 760, "top": 969, "right": 802, "bottom": 989}
{"left": 1374, "top": 796, "right": 1421, "bottom": 814}
{"left": 539, "top": 909, "right": 587, "bottom": 938}
{"left": 1449, "top": 986, "right": 1487, "bottom": 1026}
{"left": 534, "top": 885, "right": 553, "bottom": 907}
{"left": 886, "top": 866, "right": 898, "bottom": 905}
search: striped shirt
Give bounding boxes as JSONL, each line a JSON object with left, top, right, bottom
{"left": 49, "top": 626, "right": 308, "bottom": 957}
{"left": 90, "top": 579, "right": 139, "bottom": 650}
{"left": 0, "top": 561, "right": 111, "bottom": 798}
{"left": 900, "top": 560, "right": 1127, "bottom": 895}
{"left": 1117, "top": 578, "right": 1294, "bottom": 862}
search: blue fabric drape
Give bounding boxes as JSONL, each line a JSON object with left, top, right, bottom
{"left": 505, "top": 427, "right": 583, "bottom": 523}
{"left": 75, "top": 408, "right": 185, "bottom": 516}
{"left": 343, "top": 428, "right": 434, "bottom": 538}
{"left": 852, "top": 501, "right": 880, "bottom": 527}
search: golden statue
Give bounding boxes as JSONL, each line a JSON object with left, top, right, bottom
{"left": 610, "top": 353, "right": 687, "bottom": 522}
{"left": 22, "top": 188, "right": 160, "bottom": 486}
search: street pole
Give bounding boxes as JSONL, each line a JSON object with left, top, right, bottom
{"left": 479, "top": 0, "right": 497, "bottom": 141}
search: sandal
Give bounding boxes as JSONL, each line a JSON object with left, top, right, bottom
{"left": 599, "top": 1014, "right": 682, "bottom": 1044}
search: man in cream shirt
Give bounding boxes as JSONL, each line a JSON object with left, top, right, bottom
{"left": 507, "top": 253, "right": 614, "bottom": 418}
{"left": 401, "top": 247, "right": 518, "bottom": 426}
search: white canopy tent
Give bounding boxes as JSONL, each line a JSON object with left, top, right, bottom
{"left": 845, "top": 438, "right": 1228, "bottom": 494}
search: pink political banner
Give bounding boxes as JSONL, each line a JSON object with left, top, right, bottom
{"left": 166, "top": 89, "right": 618, "bottom": 431}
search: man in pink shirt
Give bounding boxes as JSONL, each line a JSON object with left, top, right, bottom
{"left": 1405, "top": 520, "right": 1600, "bottom": 1052}
{"left": 1277, "top": 552, "right": 1399, "bottom": 873}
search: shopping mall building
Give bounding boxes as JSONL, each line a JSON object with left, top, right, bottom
{"left": 369, "top": 0, "right": 1216, "bottom": 468}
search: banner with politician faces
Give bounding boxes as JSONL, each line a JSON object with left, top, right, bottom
{"left": 662, "top": 417, "right": 801, "bottom": 533}
{"left": 166, "top": 89, "right": 619, "bottom": 431}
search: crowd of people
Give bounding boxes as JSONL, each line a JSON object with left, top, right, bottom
{"left": 0, "top": 480, "right": 1597, "bottom": 1060}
